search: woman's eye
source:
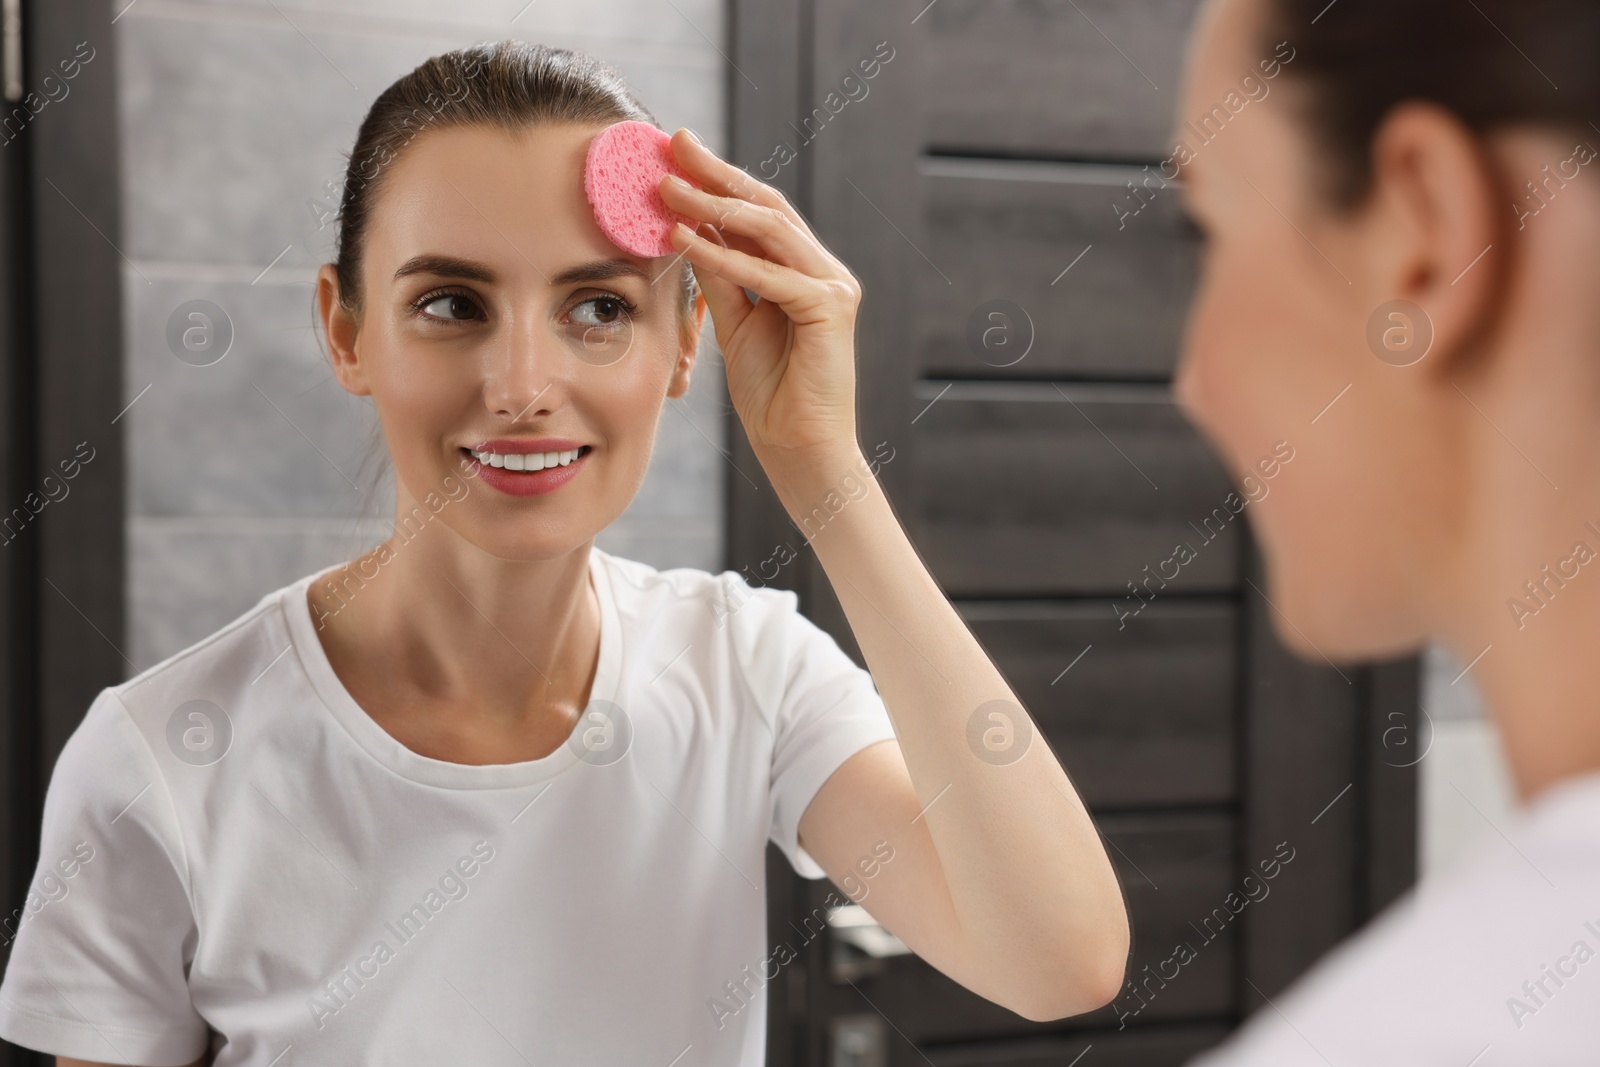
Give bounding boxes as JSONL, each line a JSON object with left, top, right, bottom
{"left": 417, "top": 293, "right": 481, "bottom": 321}
{"left": 571, "top": 295, "right": 632, "bottom": 327}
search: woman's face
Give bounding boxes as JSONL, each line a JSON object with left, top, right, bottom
{"left": 1172, "top": 0, "right": 1458, "bottom": 660}
{"left": 320, "top": 121, "right": 703, "bottom": 562}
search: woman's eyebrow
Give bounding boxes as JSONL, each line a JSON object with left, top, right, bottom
{"left": 551, "top": 259, "right": 653, "bottom": 285}
{"left": 391, "top": 254, "right": 651, "bottom": 286}
{"left": 393, "top": 253, "right": 496, "bottom": 283}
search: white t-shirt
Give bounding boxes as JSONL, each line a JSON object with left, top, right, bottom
{"left": 1188, "top": 770, "right": 1600, "bottom": 1066}
{"left": 0, "top": 547, "right": 899, "bottom": 1066}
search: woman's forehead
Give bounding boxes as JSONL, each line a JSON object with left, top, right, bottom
{"left": 367, "top": 122, "right": 625, "bottom": 280}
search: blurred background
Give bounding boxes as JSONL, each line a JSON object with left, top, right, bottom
{"left": 0, "top": 0, "right": 1512, "bottom": 1064}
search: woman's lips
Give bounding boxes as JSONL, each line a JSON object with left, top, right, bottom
{"left": 461, "top": 445, "right": 591, "bottom": 497}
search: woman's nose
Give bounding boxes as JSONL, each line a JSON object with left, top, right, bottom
{"left": 483, "top": 320, "right": 561, "bottom": 419}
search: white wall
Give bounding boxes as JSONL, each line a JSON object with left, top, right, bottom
{"left": 1418, "top": 642, "right": 1517, "bottom": 881}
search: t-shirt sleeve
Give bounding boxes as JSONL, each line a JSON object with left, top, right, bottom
{"left": 0, "top": 687, "right": 209, "bottom": 1066}
{"left": 727, "top": 576, "right": 900, "bottom": 880}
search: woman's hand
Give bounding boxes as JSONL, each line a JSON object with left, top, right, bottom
{"left": 657, "top": 129, "right": 862, "bottom": 470}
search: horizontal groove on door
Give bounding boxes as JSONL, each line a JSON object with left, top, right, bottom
{"left": 957, "top": 598, "right": 1238, "bottom": 810}
{"left": 905, "top": 389, "right": 1242, "bottom": 597}
{"left": 916, "top": 166, "right": 1200, "bottom": 380}
{"left": 812, "top": 812, "right": 1239, "bottom": 1044}
{"left": 952, "top": 593, "right": 1241, "bottom": 609}
{"left": 920, "top": 0, "right": 1205, "bottom": 161}
{"left": 915, "top": 380, "right": 1173, "bottom": 403}
{"left": 923, "top": 1022, "right": 1232, "bottom": 1066}
{"left": 920, "top": 154, "right": 1182, "bottom": 187}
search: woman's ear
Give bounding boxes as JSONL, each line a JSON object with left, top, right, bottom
{"left": 1357, "top": 101, "right": 1505, "bottom": 381}
{"left": 317, "top": 262, "right": 372, "bottom": 397}
{"left": 666, "top": 290, "right": 709, "bottom": 400}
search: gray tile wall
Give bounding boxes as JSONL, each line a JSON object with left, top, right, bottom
{"left": 119, "top": 0, "right": 730, "bottom": 670}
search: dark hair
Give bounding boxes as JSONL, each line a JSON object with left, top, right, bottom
{"left": 331, "top": 40, "right": 698, "bottom": 329}
{"left": 1264, "top": 0, "right": 1600, "bottom": 209}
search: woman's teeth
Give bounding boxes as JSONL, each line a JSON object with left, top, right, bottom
{"left": 470, "top": 448, "right": 583, "bottom": 471}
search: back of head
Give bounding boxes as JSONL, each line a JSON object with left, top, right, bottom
{"left": 1264, "top": 0, "right": 1600, "bottom": 209}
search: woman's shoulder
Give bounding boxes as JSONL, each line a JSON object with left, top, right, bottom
{"left": 594, "top": 547, "right": 827, "bottom": 700}
{"left": 1191, "top": 777, "right": 1600, "bottom": 1064}
{"left": 595, "top": 545, "right": 801, "bottom": 628}
{"left": 594, "top": 546, "right": 859, "bottom": 706}
{"left": 109, "top": 566, "right": 324, "bottom": 725}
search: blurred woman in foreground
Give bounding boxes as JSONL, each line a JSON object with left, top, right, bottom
{"left": 1172, "top": 0, "right": 1600, "bottom": 1062}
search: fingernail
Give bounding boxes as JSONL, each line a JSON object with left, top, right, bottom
{"left": 684, "top": 128, "right": 704, "bottom": 145}
{"left": 664, "top": 174, "right": 690, "bottom": 188}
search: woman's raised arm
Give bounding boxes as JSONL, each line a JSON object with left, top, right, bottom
{"left": 658, "top": 129, "right": 1130, "bottom": 1022}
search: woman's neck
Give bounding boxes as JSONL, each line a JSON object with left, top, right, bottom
{"left": 1456, "top": 583, "right": 1600, "bottom": 804}
{"left": 308, "top": 514, "right": 602, "bottom": 741}
{"left": 1440, "top": 448, "right": 1600, "bottom": 804}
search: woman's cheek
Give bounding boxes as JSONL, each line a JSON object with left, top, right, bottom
{"left": 1176, "top": 270, "right": 1246, "bottom": 462}
{"left": 371, "top": 340, "right": 461, "bottom": 475}
{"left": 1210, "top": 250, "right": 1300, "bottom": 451}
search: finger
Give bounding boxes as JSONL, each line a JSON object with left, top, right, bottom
{"left": 683, "top": 224, "right": 759, "bottom": 339}
{"left": 659, "top": 175, "right": 838, "bottom": 279}
{"left": 670, "top": 221, "right": 852, "bottom": 321}
{"left": 668, "top": 129, "right": 821, "bottom": 240}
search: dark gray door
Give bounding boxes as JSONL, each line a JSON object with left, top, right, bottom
{"left": 728, "top": 3, "right": 1419, "bottom": 1065}
{"left": 0, "top": 4, "right": 125, "bottom": 1064}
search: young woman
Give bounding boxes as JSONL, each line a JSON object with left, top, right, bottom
{"left": 1173, "top": 0, "right": 1600, "bottom": 1061}
{"left": 0, "top": 42, "right": 1127, "bottom": 1066}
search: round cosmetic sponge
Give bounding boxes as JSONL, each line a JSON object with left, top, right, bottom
{"left": 584, "top": 121, "right": 699, "bottom": 258}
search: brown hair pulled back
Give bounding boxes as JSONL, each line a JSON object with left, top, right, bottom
{"left": 1263, "top": 0, "right": 1600, "bottom": 210}
{"left": 332, "top": 40, "right": 698, "bottom": 325}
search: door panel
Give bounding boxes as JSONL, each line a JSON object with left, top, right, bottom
{"left": 960, "top": 599, "right": 1236, "bottom": 810}
{"left": 919, "top": 159, "right": 1200, "bottom": 381}
{"left": 806, "top": 813, "right": 1237, "bottom": 1047}
{"left": 925, "top": 1025, "right": 1230, "bottom": 1067}
{"left": 921, "top": 0, "right": 1206, "bottom": 158}
{"left": 906, "top": 383, "right": 1241, "bottom": 597}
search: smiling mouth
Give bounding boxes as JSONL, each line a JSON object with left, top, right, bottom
{"left": 460, "top": 445, "right": 592, "bottom": 471}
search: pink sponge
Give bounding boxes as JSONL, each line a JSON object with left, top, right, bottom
{"left": 584, "top": 121, "right": 699, "bottom": 258}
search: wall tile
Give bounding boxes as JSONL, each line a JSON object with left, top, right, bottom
{"left": 128, "top": 514, "right": 389, "bottom": 669}
{"left": 126, "top": 265, "right": 386, "bottom": 517}
{"left": 129, "top": 0, "right": 725, "bottom": 51}
{"left": 119, "top": 8, "right": 723, "bottom": 269}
